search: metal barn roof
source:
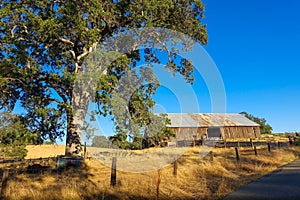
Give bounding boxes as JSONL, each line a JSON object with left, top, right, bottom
{"left": 166, "top": 113, "right": 260, "bottom": 128}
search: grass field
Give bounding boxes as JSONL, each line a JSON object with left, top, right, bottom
{"left": 1, "top": 145, "right": 300, "bottom": 200}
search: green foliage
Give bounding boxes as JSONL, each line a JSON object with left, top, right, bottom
{"left": 0, "top": 112, "right": 39, "bottom": 158}
{"left": 240, "top": 112, "right": 273, "bottom": 134}
{"left": 43, "top": 140, "right": 55, "bottom": 145}
{"left": 92, "top": 136, "right": 112, "bottom": 148}
{"left": 109, "top": 129, "right": 132, "bottom": 150}
{"left": 0, "top": 145, "right": 28, "bottom": 159}
{"left": 143, "top": 114, "right": 175, "bottom": 147}
{"left": 0, "top": 112, "right": 40, "bottom": 145}
{"left": 145, "top": 126, "right": 175, "bottom": 148}
{"left": 295, "top": 137, "right": 300, "bottom": 146}
{"left": 0, "top": 0, "right": 208, "bottom": 154}
{"left": 110, "top": 114, "right": 174, "bottom": 150}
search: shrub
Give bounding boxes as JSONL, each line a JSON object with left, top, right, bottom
{"left": 0, "top": 145, "right": 28, "bottom": 159}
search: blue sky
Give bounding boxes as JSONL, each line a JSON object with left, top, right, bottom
{"left": 201, "top": 0, "right": 300, "bottom": 132}
{"left": 92, "top": 0, "right": 300, "bottom": 138}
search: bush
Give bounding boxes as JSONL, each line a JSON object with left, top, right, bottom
{"left": 0, "top": 112, "right": 40, "bottom": 158}
{"left": 92, "top": 136, "right": 112, "bottom": 148}
{"left": 295, "top": 137, "right": 300, "bottom": 146}
{"left": 0, "top": 145, "right": 28, "bottom": 159}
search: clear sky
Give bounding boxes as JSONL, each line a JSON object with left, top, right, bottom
{"left": 93, "top": 0, "right": 300, "bottom": 138}
{"left": 200, "top": 0, "right": 300, "bottom": 133}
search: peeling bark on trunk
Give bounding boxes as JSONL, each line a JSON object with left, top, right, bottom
{"left": 65, "top": 73, "right": 96, "bottom": 156}
{"left": 65, "top": 110, "right": 84, "bottom": 157}
{"left": 65, "top": 50, "right": 107, "bottom": 156}
{"left": 65, "top": 101, "right": 90, "bottom": 156}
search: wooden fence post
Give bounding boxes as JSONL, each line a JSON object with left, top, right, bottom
{"left": 268, "top": 143, "right": 271, "bottom": 152}
{"left": 235, "top": 147, "right": 240, "bottom": 161}
{"left": 278, "top": 141, "right": 281, "bottom": 149}
{"left": 173, "top": 160, "right": 178, "bottom": 177}
{"left": 1, "top": 169, "right": 9, "bottom": 199}
{"left": 110, "top": 157, "right": 117, "bottom": 187}
{"left": 84, "top": 142, "right": 87, "bottom": 158}
{"left": 254, "top": 146, "right": 257, "bottom": 156}
{"left": 209, "top": 151, "right": 214, "bottom": 162}
{"left": 156, "top": 169, "right": 161, "bottom": 200}
{"left": 224, "top": 139, "right": 227, "bottom": 148}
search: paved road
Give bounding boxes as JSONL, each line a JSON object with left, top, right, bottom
{"left": 223, "top": 159, "right": 300, "bottom": 200}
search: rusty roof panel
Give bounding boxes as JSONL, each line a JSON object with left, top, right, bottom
{"left": 166, "top": 113, "right": 199, "bottom": 128}
{"left": 167, "top": 113, "right": 260, "bottom": 127}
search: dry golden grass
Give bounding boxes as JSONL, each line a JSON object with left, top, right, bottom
{"left": 1, "top": 145, "right": 300, "bottom": 200}
{"left": 25, "top": 145, "right": 65, "bottom": 159}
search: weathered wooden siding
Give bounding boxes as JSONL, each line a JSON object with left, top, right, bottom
{"left": 221, "top": 126, "right": 260, "bottom": 139}
{"left": 171, "top": 126, "right": 260, "bottom": 141}
{"left": 171, "top": 127, "right": 198, "bottom": 140}
{"left": 197, "top": 128, "right": 208, "bottom": 138}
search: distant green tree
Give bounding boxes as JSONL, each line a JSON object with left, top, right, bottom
{"left": 0, "top": 112, "right": 40, "bottom": 145}
{"left": 295, "top": 138, "right": 300, "bottom": 146}
{"left": 109, "top": 128, "right": 132, "bottom": 150}
{"left": 92, "top": 136, "right": 111, "bottom": 148}
{"left": 240, "top": 112, "right": 273, "bottom": 134}
{"left": 109, "top": 114, "right": 174, "bottom": 149}
{"left": 0, "top": 112, "right": 40, "bottom": 158}
{"left": 143, "top": 114, "right": 175, "bottom": 148}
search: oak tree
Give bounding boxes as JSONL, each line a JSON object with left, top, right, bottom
{"left": 0, "top": 0, "right": 208, "bottom": 156}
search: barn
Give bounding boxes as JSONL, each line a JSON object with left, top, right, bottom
{"left": 166, "top": 113, "right": 260, "bottom": 141}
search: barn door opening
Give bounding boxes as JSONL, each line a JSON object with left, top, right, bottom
{"left": 207, "top": 127, "right": 222, "bottom": 140}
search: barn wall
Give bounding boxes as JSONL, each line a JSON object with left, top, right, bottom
{"left": 171, "top": 126, "right": 261, "bottom": 141}
{"left": 197, "top": 128, "right": 208, "bottom": 139}
{"left": 221, "top": 126, "right": 261, "bottom": 139}
{"left": 171, "top": 127, "right": 200, "bottom": 140}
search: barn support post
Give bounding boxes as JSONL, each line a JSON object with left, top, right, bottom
{"left": 193, "top": 135, "right": 196, "bottom": 147}
{"left": 250, "top": 138, "right": 254, "bottom": 149}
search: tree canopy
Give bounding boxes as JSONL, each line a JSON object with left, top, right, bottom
{"left": 0, "top": 0, "right": 208, "bottom": 156}
{"left": 240, "top": 112, "right": 273, "bottom": 134}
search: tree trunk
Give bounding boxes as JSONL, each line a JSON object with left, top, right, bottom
{"left": 65, "top": 111, "right": 83, "bottom": 157}
{"left": 65, "top": 70, "right": 98, "bottom": 156}
{"left": 65, "top": 57, "right": 106, "bottom": 156}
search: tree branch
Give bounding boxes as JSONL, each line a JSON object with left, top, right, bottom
{"left": 11, "top": 25, "right": 17, "bottom": 38}
{"left": 59, "top": 37, "right": 75, "bottom": 47}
